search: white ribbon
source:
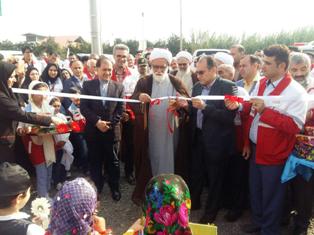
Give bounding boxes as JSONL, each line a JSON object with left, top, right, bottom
{"left": 11, "top": 88, "right": 314, "bottom": 103}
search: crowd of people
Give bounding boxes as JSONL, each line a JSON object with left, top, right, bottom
{"left": 0, "top": 43, "right": 314, "bottom": 235}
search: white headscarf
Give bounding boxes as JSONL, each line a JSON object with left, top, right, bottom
{"left": 28, "top": 80, "right": 56, "bottom": 166}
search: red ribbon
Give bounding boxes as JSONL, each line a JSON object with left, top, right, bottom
{"left": 150, "top": 99, "right": 161, "bottom": 106}
{"left": 167, "top": 108, "right": 179, "bottom": 134}
{"left": 225, "top": 95, "right": 244, "bottom": 103}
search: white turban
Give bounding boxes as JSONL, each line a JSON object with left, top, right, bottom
{"left": 214, "top": 52, "right": 234, "bottom": 65}
{"left": 149, "top": 48, "right": 172, "bottom": 64}
{"left": 176, "top": 51, "right": 193, "bottom": 63}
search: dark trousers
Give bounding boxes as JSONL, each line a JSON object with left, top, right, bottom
{"left": 250, "top": 145, "right": 286, "bottom": 235}
{"left": 121, "top": 120, "right": 134, "bottom": 177}
{"left": 14, "top": 136, "right": 35, "bottom": 175}
{"left": 189, "top": 129, "right": 226, "bottom": 215}
{"left": 223, "top": 152, "right": 249, "bottom": 212}
{"left": 87, "top": 133, "right": 120, "bottom": 194}
{"left": 52, "top": 149, "right": 66, "bottom": 186}
{"left": 70, "top": 133, "right": 88, "bottom": 171}
{"left": 0, "top": 144, "right": 15, "bottom": 163}
{"left": 283, "top": 174, "right": 314, "bottom": 230}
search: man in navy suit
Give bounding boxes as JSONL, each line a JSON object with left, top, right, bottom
{"left": 80, "top": 57, "right": 125, "bottom": 201}
{"left": 178, "top": 55, "right": 237, "bottom": 223}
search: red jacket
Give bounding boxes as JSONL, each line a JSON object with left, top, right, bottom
{"left": 243, "top": 74, "right": 301, "bottom": 165}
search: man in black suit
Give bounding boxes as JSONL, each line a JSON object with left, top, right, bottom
{"left": 80, "top": 57, "right": 125, "bottom": 201}
{"left": 178, "top": 55, "right": 237, "bottom": 223}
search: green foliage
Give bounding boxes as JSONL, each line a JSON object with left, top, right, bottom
{"left": 1, "top": 27, "right": 314, "bottom": 58}
{"left": 68, "top": 40, "right": 91, "bottom": 55}
{"left": 33, "top": 37, "right": 63, "bottom": 56}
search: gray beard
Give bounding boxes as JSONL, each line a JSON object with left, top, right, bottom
{"left": 176, "top": 68, "right": 191, "bottom": 79}
{"left": 153, "top": 73, "right": 168, "bottom": 83}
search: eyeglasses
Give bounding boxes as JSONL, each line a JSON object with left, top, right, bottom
{"left": 152, "top": 65, "right": 167, "bottom": 71}
{"left": 196, "top": 70, "right": 206, "bottom": 75}
{"left": 178, "top": 63, "right": 188, "bottom": 66}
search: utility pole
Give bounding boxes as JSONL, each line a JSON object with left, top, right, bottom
{"left": 179, "top": 0, "right": 183, "bottom": 51}
{"left": 139, "top": 12, "right": 147, "bottom": 51}
{"left": 90, "top": 0, "right": 102, "bottom": 55}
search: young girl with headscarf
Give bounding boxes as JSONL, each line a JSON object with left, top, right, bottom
{"left": 47, "top": 177, "right": 109, "bottom": 235}
{"left": 126, "top": 174, "right": 193, "bottom": 235}
{"left": 17, "top": 81, "right": 63, "bottom": 198}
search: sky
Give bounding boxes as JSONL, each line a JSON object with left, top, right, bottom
{"left": 0, "top": 0, "right": 314, "bottom": 43}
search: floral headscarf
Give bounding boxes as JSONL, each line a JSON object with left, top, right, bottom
{"left": 48, "top": 177, "right": 97, "bottom": 235}
{"left": 143, "top": 174, "right": 192, "bottom": 235}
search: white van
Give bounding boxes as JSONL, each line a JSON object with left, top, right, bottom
{"left": 0, "top": 50, "right": 23, "bottom": 60}
{"left": 193, "top": 49, "right": 230, "bottom": 58}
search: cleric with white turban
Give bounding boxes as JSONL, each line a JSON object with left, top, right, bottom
{"left": 214, "top": 52, "right": 234, "bottom": 66}
{"left": 149, "top": 48, "right": 172, "bottom": 64}
{"left": 176, "top": 51, "right": 193, "bottom": 64}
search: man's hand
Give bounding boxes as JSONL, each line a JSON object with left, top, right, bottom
{"left": 93, "top": 215, "right": 106, "bottom": 234}
{"left": 250, "top": 98, "right": 265, "bottom": 114}
{"left": 191, "top": 98, "right": 206, "bottom": 110}
{"left": 96, "top": 120, "right": 111, "bottom": 132}
{"left": 176, "top": 97, "right": 189, "bottom": 109}
{"left": 139, "top": 93, "right": 151, "bottom": 103}
{"left": 17, "top": 127, "right": 31, "bottom": 136}
{"left": 225, "top": 98, "right": 240, "bottom": 110}
{"left": 168, "top": 99, "right": 178, "bottom": 111}
{"left": 242, "top": 145, "right": 251, "bottom": 160}
{"left": 121, "top": 112, "right": 130, "bottom": 122}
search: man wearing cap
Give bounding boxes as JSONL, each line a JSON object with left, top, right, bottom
{"left": 172, "top": 51, "right": 198, "bottom": 96}
{"left": 123, "top": 58, "right": 148, "bottom": 96}
{"left": 120, "top": 58, "right": 149, "bottom": 185}
{"left": 0, "top": 162, "right": 45, "bottom": 234}
{"left": 130, "top": 48, "right": 189, "bottom": 205}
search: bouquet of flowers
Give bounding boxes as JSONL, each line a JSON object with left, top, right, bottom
{"left": 30, "top": 120, "right": 85, "bottom": 136}
{"left": 293, "top": 134, "right": 314, "bottom": 161}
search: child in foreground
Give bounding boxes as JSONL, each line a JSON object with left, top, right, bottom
{"left": 0, "top": 162, "right": 45, "bottom": 235}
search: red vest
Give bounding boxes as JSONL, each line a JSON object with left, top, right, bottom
{"left": 243, "top": 73, "right": 300, "bottom": 165}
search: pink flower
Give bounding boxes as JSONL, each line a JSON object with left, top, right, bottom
{"left": 178, "top": 203, "right": 189, "bottom": 227}
{"left": 145, "top": 206, "right": 152, "bottom": 226}
{"left": 157, "top": 231, "right": 169, "bottom": 235}
{"left": 154, "top": 205, "right": 178, "bottom": 227}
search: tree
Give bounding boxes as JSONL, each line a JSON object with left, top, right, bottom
{"left": 33, "top": 37, "right": 63, "bottom": 57}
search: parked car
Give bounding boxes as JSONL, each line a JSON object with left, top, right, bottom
{"left": 290, "top": 41, "right": 314, "bottom": 52}
{"left": 192, "top": 48, "right": 230, "bottom": 58}
{"left": 0, "top": 50, "right": 23, "bottom": 60}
